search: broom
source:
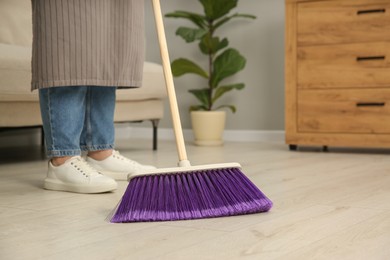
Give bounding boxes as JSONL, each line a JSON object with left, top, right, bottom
{"left": 109, "top": 0, "right": 272, "bottom": 223}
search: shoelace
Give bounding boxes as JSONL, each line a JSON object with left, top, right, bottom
{"left": 70, "top": 156, "right": 101, "bottom": 177}
{"left": 112, "top": 151, "right": 140, "bottom": 166}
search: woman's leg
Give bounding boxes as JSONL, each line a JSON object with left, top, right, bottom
{"left": 39, "top": 86, "right": 87, "bottom": 161}
{"left": 79, "top": 86, "right": 116, "bottom": 158}
{"left": 82, "top": 86, "right": 155, "bottom": 181}
{"left": 38, "top": 86, "right": 117, "bottom": 193}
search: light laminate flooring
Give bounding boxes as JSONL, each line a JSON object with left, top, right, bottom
{"left": 0, "top": 139, "right": 389, "bottom": 260}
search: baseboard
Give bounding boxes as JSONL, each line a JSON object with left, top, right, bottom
{"left": 0, "top": 125, "right": 284, "bottom": 148}
{"left": 115, "top": 125, "right": 285, "bottom": 143}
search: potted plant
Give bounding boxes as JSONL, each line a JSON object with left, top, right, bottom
{"left": 165, "top": 0, "right": 256, "bottom": 146}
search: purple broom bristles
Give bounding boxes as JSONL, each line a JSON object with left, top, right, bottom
{"left": 110, "top": 168, "right": 273, "bottom": 223}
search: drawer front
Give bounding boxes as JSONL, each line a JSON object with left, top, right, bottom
{"left": 297, "top": 0, "right": 390, "bottom": 46}
{"left": 298, "top": 42, "right": 390, "bottom": 89}
{"left": 298, "top": 89, "right": 390, "bottom": 134}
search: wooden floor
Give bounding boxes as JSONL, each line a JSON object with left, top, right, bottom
{"left": 0, "top": 139, "right": 389, "bottom": 260}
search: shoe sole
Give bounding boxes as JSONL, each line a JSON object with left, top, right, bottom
{"left": 44, "top": 179, "right": 118, "bottom": 194}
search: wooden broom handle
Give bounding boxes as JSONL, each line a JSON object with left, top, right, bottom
{"left": 152, "top": 0, "right": 189, "bottom": 163}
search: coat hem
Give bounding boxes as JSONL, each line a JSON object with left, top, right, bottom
{"left": 31, "top": 79, "right": 142, "bottom": 91}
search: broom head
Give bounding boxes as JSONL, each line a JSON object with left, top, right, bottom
{"left": 109, "top": 163, "right": 272, "bottom": 223}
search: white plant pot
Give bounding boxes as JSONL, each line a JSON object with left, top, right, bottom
{"left": 191, "top": 110, "right": 226, "bottom": 146}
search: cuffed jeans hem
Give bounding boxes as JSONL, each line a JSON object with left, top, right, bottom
{"left": 45, "top": 149, "right": 82, "bottom": 158}
{"left": 80, "top": 145, "right": 115, "bottom": 152}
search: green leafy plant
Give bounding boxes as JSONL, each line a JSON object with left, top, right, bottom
{"left": 165, "top": 0, "right": 256, "bottom": 113}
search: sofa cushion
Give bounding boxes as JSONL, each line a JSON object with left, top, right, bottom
{"left": 116, "top": 62, "right": 166, "bottom": 101}
{"left": 0, "top": 43, "right": 166, "bottom": 102}
{"left": 0, "top": 43, "right": 34, "bottom": 101}
{"left": 0, "top": 0, "right": 32, "bottom": 47}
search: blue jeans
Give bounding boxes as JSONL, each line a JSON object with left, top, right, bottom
{"left": 39, "top": 86, "right": 116, "bottom": 158}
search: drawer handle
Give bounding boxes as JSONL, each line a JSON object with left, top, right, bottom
{"left": 356, "top": 102, "right": 385, "bottom": 107}
{"left": 357, "top": 9, "right": 386, "bottom": 15}
{"left": 356, "top": 56, "right": 386, "bottom": 62}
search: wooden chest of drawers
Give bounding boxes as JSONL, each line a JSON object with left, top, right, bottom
{"left": 285, "top": 0, "right": 390, "bottom": 149}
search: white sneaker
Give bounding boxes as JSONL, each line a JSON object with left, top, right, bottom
{"left": 86, "top": 150, "right": 156, "bottom": 181}
{"left": 44, "top": 156, "right": 118, "bottom": 193}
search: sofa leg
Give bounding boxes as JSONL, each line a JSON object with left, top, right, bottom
{"left": 40, "top": 126, "right": 45, "bottom": 150}
{"left": 39, "top": 126, "right": 47, "bottom": 159}
{"left": 151, "top": 119, "right": 160, "bottom": 151}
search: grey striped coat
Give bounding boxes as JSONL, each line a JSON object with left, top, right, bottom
{"left": 31, "top": 0, "right": 145, "bottom": 90}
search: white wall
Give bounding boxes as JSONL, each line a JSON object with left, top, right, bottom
{"left": 144, "top": 0, "right": 285, "bottom": 131}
